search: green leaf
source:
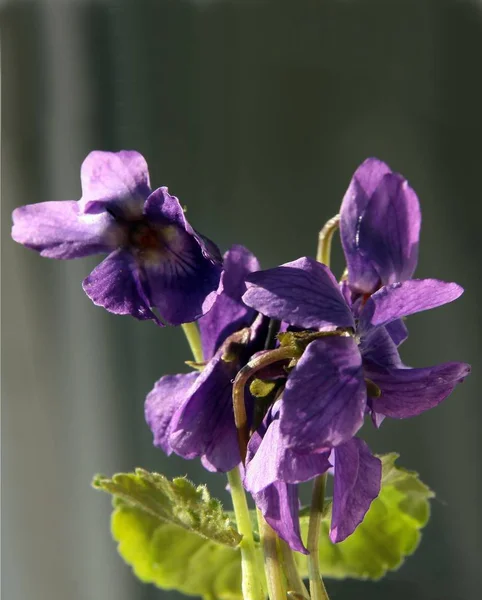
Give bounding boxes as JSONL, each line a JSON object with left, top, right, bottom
{"left": 297, "top": 453, "right": 435, "bottom": 580}
{"left": 93, "top": 469, "right": 244, "bottom": 599}
{"left": 111, "top": 499, "right": 242, "bottom": 599}
{"left": 93, "top": 468, "right": 241, "bottom": 547}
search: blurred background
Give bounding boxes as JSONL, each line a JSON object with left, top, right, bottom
{"left": 2, "top": 0, "right": 482, "bottom": 598}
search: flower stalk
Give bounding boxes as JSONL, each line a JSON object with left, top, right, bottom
{"left": 257, "top": 510, "right": 287, "bottom": 600}
{"left": 181, "top": 322, "right": 204, "bottom": 363}
{"left": 316, "top": 214, "right": 340, "bottom": 266}
{"left": 307, "top": 474, "right": 330, "bottom": 600}
{"left": 279, "top": 540, "right": 310, "bottom": 599}
{"left": 228, "top": 468, "right": 265, "bottom": 600}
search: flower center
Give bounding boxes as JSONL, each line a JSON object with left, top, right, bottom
{"left": 129, "top": 221, "right": 161, "bottom": 250}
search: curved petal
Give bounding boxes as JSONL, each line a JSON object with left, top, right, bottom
{"left": 330, "top": 438, "right": 381, "bottom": 543}
{"left": 12, "top": 201, "right": 119, "bottom": 259}
{"left": 366, "top": 361, "right": 470, "bottom": 419}
{"left": 385, "top": 318, "right": 408, "bottom": 346}
{"left": 359, "top": 279, "right": 464, "bottom": 331}
{"left": 245, "top": 416, "right": 332, "bottom": 494}
{"left": 144, "top": 187, "right": 222, "bottom": 264}
{"left": 340, "top": 158, "right": 392, "bottom": 294}
{"left": 79, "top": 150, "right": 151, "bottom": 217}
{"left": 199, "top": 245, "right": 260, "bottom": 359}
{"left": 82, "top": 248, "right": 161, "bottom": 324}
{"left": 345, "top": 158, "right": 393, "bottom": 198}
{"left": 359, "top": 325, "right": 403, "bottom": 368}
{"left": 140, "top": 227, "right": 222, "bottom": 326}
{"left": 280, "top": 336, "right": 366, "bottom": 450}
{"left": 252, "top": 483, "right": 307, "bottom": 554}
{"left": 145, "top": 372, "right": 199, "bottom": 455}
{"left": 169, "top": 342, "right": 248, "bottom": 472}
{"left": 358, "top": 173, "right": 421, "bottom": 286}
{"left": 243, "top": 257, "right": 354, "bottom": 330}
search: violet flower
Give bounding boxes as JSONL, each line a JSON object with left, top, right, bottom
{"left": 340, "top": 157, "right": 421, "bottom": 297}
{"left": 339, "top": 157, "right": 421, "bottom": 344}
{"left": 11, "top": 150, "right": 222, "bottom": 325}
{"left": 242, "top": 258, "right": 469, "bottom": 545}
{"left": 243, "top": 257, "right": 469, "bottom": 446}
{"left": 145, "top": 245, "right": 265, "bottom": 472}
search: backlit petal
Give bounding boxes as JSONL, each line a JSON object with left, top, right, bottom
{"left": 330, "top": 438, "right": 381, "bottom": 543}
{"left": 199, "top": 245, "right": 259, "bottom": 359}
{"left": 145, "top": 372, "right": 199, "bottom": 455}
{"left": 243, "top": 257, "right": 354, "bottom": 329}
{"left": 79, "top": 150, "right": 151, "bottom": 217}
{"left": 280, "top": 336, "right": 366, "bottom": 450}
{"left": 12, "top": 201, "right": 117, "bottom": 259}
{"left": 82, "top": 248, "right": 161, "bottom": 323}
{"left": 367, "top": 361, "right": 470, "bottom": 419}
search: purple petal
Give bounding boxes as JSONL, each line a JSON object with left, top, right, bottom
{"left": 243, "top": 257, "right": 354, "bottom": 330}
{"left": 82, "top": 248, "right": 161, "bottom": 323}
{"left": 144, "top": 187, "right": 222, "bottom": 264}
{"left": 145, "top": 372, "right": 199, "bottom": 455}
{"left": 199, "top": 245, "right": 260, "bottom": 360}
{"left": 252, "top": 482, "right": 307, "bottom": 554}
{"left": 358, "top": 173, "right": 421, "bottom": 287}
{"left": 360, "top": 279, "right": 464, "bottom": 331}
{"left": 370, "top": 410, "right": 386, "bottom": 429}
{"left": 143, "top": 186, "right": 185, "bottom": 224}
{"left": 385, "top": 318, "right": 409, "bottom": 346}
{"left": 140, "top": 229, "right": 222, "bottom": 326}
{"left": 280, "top": 336, "right": 366, "bottom": 450}
{"left": 359, "top": 326, "right": 403, "bottom": 368}
{"left": 12, "top": 201, "right": 119, "bottom": 259}
{"left": 340, "top": 158, "right": 392, "bottom": 294}
{"left": 366, "top": 361, "right": 470, "bottom": 419}
{"left": 79, "top": 150, "right": 151, "bottom": 217}
{"left": 330, "top": 438, "right": 381, "bottom": 543}
{"left": 346, "top": 158, "right": 394, "bottom": 198}
{"left": 169, "top": 343, "right": 247, "bottom": 472}
{"left": 245, "top": 416, "right": 332, "bottom": 494}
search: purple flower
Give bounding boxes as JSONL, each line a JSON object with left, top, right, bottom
{"left": 340, "top": 158, "right": 421, "bottom": 298}
{"left": 244, "top": 402, "right": 381, "bottom": 549}
{"left": 11, "top": 150, "right": 222, "bottom": 325}
{"left": 145, "top": 245, "right": 265, "bottom": 472}
{"left": 241, "top": 257, "right": 469, "bottom": 544}
{"left": 340, "top": 158, "right": 423, "bottom": 346}
{"left": 243, "top": 257, "right": 469, "bottom": 446}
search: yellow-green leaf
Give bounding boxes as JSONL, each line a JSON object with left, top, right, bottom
{"left": 111, "top": 499, "right": 242, "bottom": 599}
{"left": 93, "top": 468, "right": 241, "bottom": 548}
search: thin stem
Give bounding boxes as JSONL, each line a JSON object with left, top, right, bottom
{"left": 232, "top": 346, "right": 298, "bottom": 463}
{"left": 279, "top": 540, "right": 310, "bottom": 599}
{"left": 228, "top": 468, "right": 265, "bottom": 600}
{"left": 257, "top": 510, "right": 287, "bottom": 600}
{"left": 181, "top": 322, "right": 204, "bottom": 364}
{"left": 316, "top": 214, "right": 340, "bottom": 266}
{"left": 264, "top": 318, "right": 281, "bottom": 351}
{"left": 307, "top": 475, "right": 330, "bottom": 600}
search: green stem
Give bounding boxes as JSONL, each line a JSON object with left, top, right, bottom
{"left": 181, "top": 322, "right": 204, "bottom": 363}
{"left": 307, "top": 474, "right": 330, "bottom": 600}
{"left": 279, "top": 540, "right": 310, "bottom": 599}
{"left": 228, "top": 468, "right": 265, "bottom": 600}
{"left": 316, "top": 214, "right": 340, "bottom": 266}
{"left": 257, "top": 509, "right": 287, "bottom": 600}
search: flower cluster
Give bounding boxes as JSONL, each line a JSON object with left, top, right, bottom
{"left": 12, "top": 152, "right": 470, "bottom": 557}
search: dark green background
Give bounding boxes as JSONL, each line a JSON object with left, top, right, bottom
{"left": 2, "top": 1, "right": 481, "bottom": 599}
